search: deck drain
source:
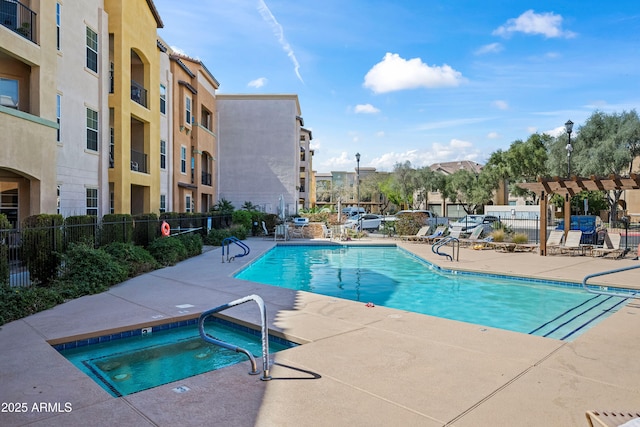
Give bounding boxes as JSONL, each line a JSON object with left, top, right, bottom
{"left": 172, "top": 385, "right": 190, "bottom": 394}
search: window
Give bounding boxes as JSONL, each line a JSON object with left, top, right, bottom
{"left": 86, "top": 27, "right": 98, "bottom": 72}
{"left": 160, "top": 194, "right": 166, "bottom": 213}
{"left": 160, "top": 84, "right": 166, "bottom": 114}
{"left": 57, "top": 185, "right": 60, "bottom": 214}
{"left": 201, "top": 108, "right": 212, "bottom": 130}
{"left": 160, "top": 140, "right": 166, "bottom": 169}
{"left": 56, "top": 94, "right": 61, "bottom": 142}
{"left": 86, "top": 108, "right": 98, "bottom": 151}
{"left": 185, "top": 195, "right": 192, "bottom": 213}
{"left": 56, "top": 3, "right": 61, "bottom": 50}
{"left": 180, "top": 146, "right": 186, "bottom": 173}
{"left": 185, "top": 96, "right": 191, "bottom": 125}
{"left": 110, "top": 190, "right": 114, "bottom": 214}
{"left": 0, "top": 78, "right": 19, "bottom": 108}
{"left": 86, "top": 188, "right": 98, "bottom": 215}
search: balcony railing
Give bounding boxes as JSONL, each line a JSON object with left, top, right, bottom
{"left": 130, "top": 80, "right": 147, "bottom": 107}
{"left": 202, "top": 172, "right": 212, "bottom": 186}
{"left": 130, "top": 150, "right": 148, "bottom": 173}
{"left": 0, "top": 0, "right": 36, "bottom": 43}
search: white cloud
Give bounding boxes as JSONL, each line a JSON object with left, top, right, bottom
{"left": 248, "top": 77, "right": 268, "bottom": 88}
{"left": 475, "top": 43, "right": 504, "bottom": 55}
{"left": 354, "top": 104, "right": 380, "bottom": 114}
{"left": 363, "top": 53, "right": 465, "bottom": 94}
{"left": 493, "top": 10, "right": 576, "bottom": 39}
{"left": 527, "top": 126, "right": 539, "bottom": 134}
{"left": 257, "top": 0, "right": 303, "bottom": 83}
{"left": 487, "top": 131, "right": 500, "bottom": 139}
{"left": 492, "top": 100, "right": 509, "bottom": 110}
{"left": 368, "top": 139, "right": 480, "bottom": 171}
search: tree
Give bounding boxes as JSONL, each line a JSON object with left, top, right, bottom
{"left": 390, "top": 161, "right": 417, "bottom": 209}
{"left": 443, "top": 169, "right": 493, "bottom": 214}
{"left": 570, "top": 110, "right": 640, "bottom": 222}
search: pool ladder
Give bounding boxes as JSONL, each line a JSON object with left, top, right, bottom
{"left": 432, "top": 236, "right": 459, "bottom": 261}
{"left": 582, "top": 264, "right": 640, "bottom": 299}
{"left": 221, "top": 236, "right": 250, "bottom": 262}
{"left": 198, "top": 294, "right": 272, "bottom": 381}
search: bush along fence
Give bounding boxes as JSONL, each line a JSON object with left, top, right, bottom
{"left": 0, "top": 212, "right": 232, "bottom": 288}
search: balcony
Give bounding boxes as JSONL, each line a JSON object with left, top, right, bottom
{"left": 130, "top": 150, "right": 148, "bottom": 173}
{"left": 201, "top": 172, "right": 212, "bottom": 186}
{"left": 0, "top": 0, "right": 36, "bottom": 43}
{"left": 130, "top": 80, "right": 147, "bottom": 108}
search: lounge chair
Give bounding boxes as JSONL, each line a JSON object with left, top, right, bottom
{"left": 545, "top": 230, "right": 565, "bottom": 254}
{"left": 261, "top": 221, "right": 272, "bottom": 239}
{"left": 586, "top": 410, "right": 640, "bottom": 426}
{"left": 401, "top": 226, "right": 430, "bottom": 242}
{"left": 558, "top": 230, "right": 586, "bottom": 256}
{"left": 417, "top": 225, "right": 447, "bottom": 243}
{"left": 591, "top": 232, "right": 624, "bottom": 258}
{"left": 458, "top": 225, "right": 485, "bottom": 247}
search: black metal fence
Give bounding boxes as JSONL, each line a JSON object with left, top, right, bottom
{"left": 1, "top": 214, "right": 231, "bottom": 288}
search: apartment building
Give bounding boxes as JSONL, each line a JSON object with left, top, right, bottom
{"left": 299, "top": 127, "right": 314, "bottom": 209}
{"left": 169, "top": 53, "right": 219, "bottom": 213}
{"left": 105, "top": 0, "right": 163, "bottom": 215}
{"left": 0, "top": 0, "right": 58, "bottom": 226}
{"left": 217, "top": 94, "right": 303, "bottom": 216}
{"left": 55, "top": 1, "right": 109, "bottom": 217}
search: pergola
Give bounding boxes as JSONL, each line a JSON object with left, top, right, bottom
{"left": 516, "top": 174, "right": 640, "bottom": 255}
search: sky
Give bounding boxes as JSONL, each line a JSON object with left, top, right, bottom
{"left": 153, "top": 1, "right": 640, "bottom": 173}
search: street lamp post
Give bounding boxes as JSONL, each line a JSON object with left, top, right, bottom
{"left": 355, "top": 152, "right": 361, "bottom": 232}
{"left": 565, "top": 119, "right": 574, "bottom": 178}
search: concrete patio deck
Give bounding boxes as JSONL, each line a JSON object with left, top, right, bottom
{"left": 1, "top": 236, "right": 639, "bottom": 426}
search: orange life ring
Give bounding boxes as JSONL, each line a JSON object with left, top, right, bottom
{"left": 161, "top": 221, "right": 170, "bottom": 237}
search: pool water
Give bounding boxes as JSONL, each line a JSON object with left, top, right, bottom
{"left": 57, "top": 319, "right": 294, "bottom": 397}
{"left": 235, "top": 246, "right": 629, "bottom": 340}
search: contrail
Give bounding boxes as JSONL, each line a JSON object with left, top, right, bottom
{"left": 257, "top": 0, "right": 304, "bottom": 83}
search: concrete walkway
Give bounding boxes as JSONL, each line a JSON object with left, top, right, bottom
{"left": 1, "top": 237, "right": 639, "bottom": 426}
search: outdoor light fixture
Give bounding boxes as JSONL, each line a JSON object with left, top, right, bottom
{"left": 565, "top": 120, "right": 574, "bottom": 178}
{"left": 356, "top": 153, "right": 361, "bottom": 232}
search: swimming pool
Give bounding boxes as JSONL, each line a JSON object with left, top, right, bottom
{"left": 56, "top": 318, "right": 295, "bottom": 397}
{"left": 235, "top": 245, "right": 629, "bottom": 340}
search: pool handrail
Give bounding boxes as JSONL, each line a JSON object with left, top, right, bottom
{"left": 198, "top": 294, "right": 271, "bottom": 381}
{"left": 432, "top": 236, "right": 459, "bottom": 261}
{"left": 581, "top": 264, "right": 640, "bottom": 299}
{"left": 221, "top": 236, "right": 250, "bottom": 262}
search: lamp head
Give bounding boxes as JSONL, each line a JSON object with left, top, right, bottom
{"left": 565, "top": 120, "right": 574, "bottom": 134}
{"left": 355, "top": 152, "right": 360, "bottom": 162}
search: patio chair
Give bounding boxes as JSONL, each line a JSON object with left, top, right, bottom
{"left": 545, "top": 230, "right": 565, "bottom": 254}
{"left": 417, "top": 225, "right": 447, "bottom": 243}
{"left": 261, "top": 221, "right": 272, "bottom": 239}
{"left": 401, "top": 226, "right": 430, "bottom": 242}
{"left": 586, "top": 410, "right": 640, "bottom": 426}
{"left": 558, "top": 230, "right": 585, "bottom": 256}
{"left": 458, "top": 225, "right": 485, "bottom": 247}
{"left": 591, "top": 232, "right": 624, "bottom": 258}
{"left": 321, "top": 224, "right": 333, "bottom": 240}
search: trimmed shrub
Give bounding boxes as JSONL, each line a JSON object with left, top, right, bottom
{"left": 132, "top": 213, "right": 159, "bottom": 247}
{"left": 0, "top": 285, "right": 64, "bottom": 326}
{"left": 177, "top": 233, "right": 203, "bottom": 258}
{"left": 490, "top": 229, "right": 506, "bottom": 242}
{"left": 100, "top": 214, "right": 133, "bottom": 245}
{"left": 394, "top": 213, "right": 423, "bottom": 236}
{"left": 102, "top": 242, "right": 160, "bottom": 277}
{"left": 232, "top": 210, "right": 252, "bottom": 230}
{"left": 54, "top": 243, "right": 127, "bottom": 298}
{"left": 147, "top": 236, "right": 188, "bottom": 266}
{"left": 22, "top": 214, "right": 63, "bottom": 286}
{"left": 511, "top": 233, "right": 529, "bottom": 244}
{"left": 64, "top": 215, "right": 97, "bottom": 247}
{"left": 204, "top": 225, "right": 248, "bottom": 246}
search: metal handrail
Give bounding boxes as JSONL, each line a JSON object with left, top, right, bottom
{"left": 432, "top": 236, "right": 459, "bottom": 261}
{"left": 221, "top": 236, "right": 250, "bottom": 262}
{"left": 582, "top": 264, "right": 640, "bottom": 299}
{"left": 198, "top": 294, "right": 271, "bottom": 381}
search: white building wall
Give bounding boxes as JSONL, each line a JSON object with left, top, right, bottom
{"left": 217, "top": 94, "right": 301, "bottom": 215}
{"left": 56, "top": 2, "right": 109, "bottom": 217}
{"left": 158, "top": 40, "right": 172, "bottom": 211}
